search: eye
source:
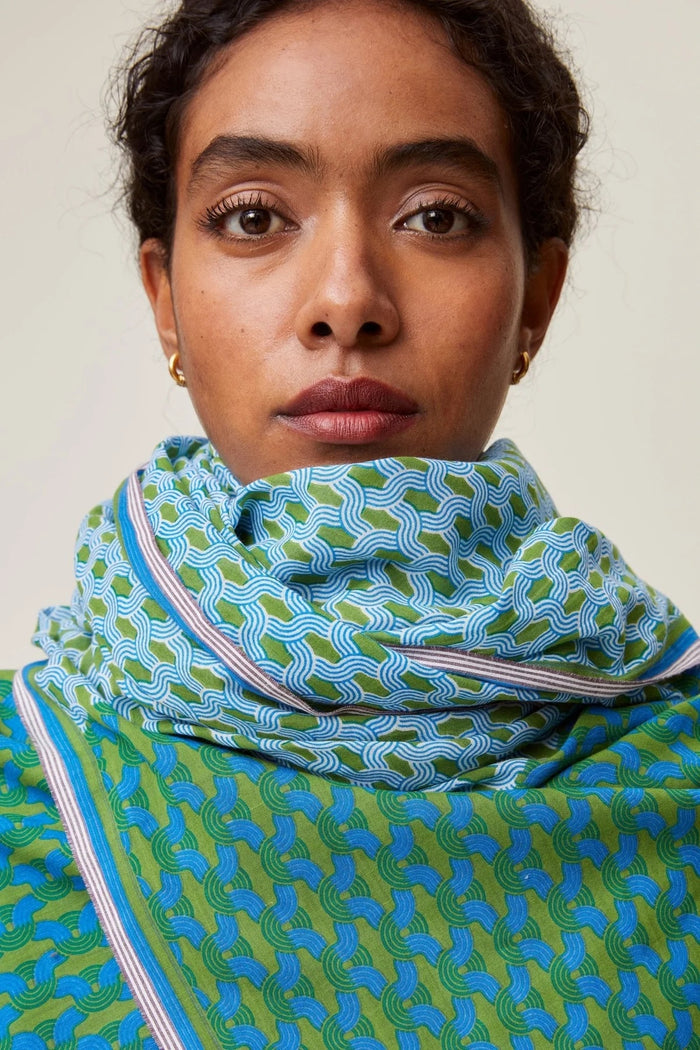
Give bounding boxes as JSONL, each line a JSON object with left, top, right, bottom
{"left": 223, "top": 206, "right": 287, "bottom": 237}
{"left": 400, "top": 198, "right": 485, "bottom": 238}
{"left": 406, "top": 208, "right": 462, "bottom": 235}
{"left": 200, "top": 193, "right": 291, "bottom": 240}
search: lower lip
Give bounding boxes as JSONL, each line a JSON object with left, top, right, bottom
{"left": 280, "top": 410, "right": 418, "bottom": 444}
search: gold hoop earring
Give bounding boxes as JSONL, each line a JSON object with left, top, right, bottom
{"left": 168, "top": 352, "right": 187, "bottom": 388}
{"left": 511, "top": 350, "right": 531, "bottom": 386}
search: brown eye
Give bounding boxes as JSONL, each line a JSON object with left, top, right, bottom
{"left": 402, "top": 204, "right": 474, "bottom": 237}
{"left": 422, "top": 208, "right": 455, "bottom": 234}
{"left": 239, "top": 208, "right": 273, "bottom": 235}
{"left": 214, "top": 203, "right": 288, "bottom": 238}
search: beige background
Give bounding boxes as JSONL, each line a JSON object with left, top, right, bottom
{"left": 1, "top": 0, "right": 698, "bottom": 668}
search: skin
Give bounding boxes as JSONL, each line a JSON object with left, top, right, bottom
{"left": 141, "top": 0, "right": 567, "bottom": 484}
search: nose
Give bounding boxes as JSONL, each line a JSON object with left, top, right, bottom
{"left": 294, "top": 216, "right": 400, "bottom": 350}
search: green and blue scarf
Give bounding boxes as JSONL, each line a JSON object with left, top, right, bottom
{"left": 12, "top": 436, "right": 700, "bottom": 1047}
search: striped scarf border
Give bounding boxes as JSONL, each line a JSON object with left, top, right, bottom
{"left": 397, "top": 637, "right": 700, "bottom": 699}
{"left": 12, "top": 666, "right": 207, "bottom": 1050}
{"left": 126, "top": 472, "right": 700, "bottom": 708}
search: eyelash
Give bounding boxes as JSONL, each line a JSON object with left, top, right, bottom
{"left": 198, "top": 191, "right": 287, "bottom": 237}
{"left": 198, "top": 191, "right": 487, "bottom": 241}
{"left": 400, "top": 194, "right": 488, "bottom": 238}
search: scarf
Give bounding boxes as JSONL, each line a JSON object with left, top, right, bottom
{"left": 13, "top": 436, "right": 700, "bottom": 1048}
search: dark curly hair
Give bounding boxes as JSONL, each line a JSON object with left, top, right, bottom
{"left": 111, "top": 0, "right": 590, "bottom": 264}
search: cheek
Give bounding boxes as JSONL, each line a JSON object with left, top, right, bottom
{"left": 425, "top": 259, "right": 524, "bottom": 379}
{"left": 172, "top": 258, "right": 286, "bottom": 376}
{"left": 466, "top": 256, "right": 524, "bottom": 333}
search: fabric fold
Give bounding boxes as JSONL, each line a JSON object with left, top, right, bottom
{"left": 27, "top": 435, "right": 700, "bottom": 791}
{"left": 12, "top": 437, "right": 700, "bottom": 1048}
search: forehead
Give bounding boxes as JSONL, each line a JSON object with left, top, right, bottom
{"left": 176, "top": 0, "right": 514, "bottom": 194}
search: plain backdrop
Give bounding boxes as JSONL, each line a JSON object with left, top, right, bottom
{"left": 1, "top": 0, "right": 698, "bottom": 668}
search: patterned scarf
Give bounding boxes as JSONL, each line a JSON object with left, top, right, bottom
{"left": 14, "top": 436, "right": 700, "bottom": 1048}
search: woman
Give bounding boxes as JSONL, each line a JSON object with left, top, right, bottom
{"left": 2, "top": 0, "right": 699, "bottom": 1046}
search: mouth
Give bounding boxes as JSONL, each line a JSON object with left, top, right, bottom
{"left": 278, "top": 377, "right": 420, "bottom": 445}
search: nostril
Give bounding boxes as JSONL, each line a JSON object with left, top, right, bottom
{"left": 311, "top": 321, "right": 332, "bottom": 337}
{"left": 361, "top": 321, "right": 382, "bottom": 336}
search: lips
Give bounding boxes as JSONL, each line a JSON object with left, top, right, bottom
{"left": 278, "top": 377, "right": 419, "bottom": 445}
{"left": 282, "top": 377, "right": 419, "bottom": 416}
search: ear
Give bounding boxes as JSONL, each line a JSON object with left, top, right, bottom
{"left": 140, "top": 238, "right": 179, "bottom": 360}
{"left": 519, "top": 238, "right": 569, "bottom": 360}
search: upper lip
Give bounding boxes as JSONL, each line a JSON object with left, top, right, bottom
{"left": 281, "top": 377, "right": 419, "bottom": 416}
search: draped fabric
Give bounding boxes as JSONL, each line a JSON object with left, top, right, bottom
{"left": 6, "top": 437, "right": 700, "bottom": 1047}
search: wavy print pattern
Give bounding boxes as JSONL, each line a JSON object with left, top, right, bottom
{"left": 11, "top": 665, "right": 700, "bottom": 1049}
{"left": 30, "top": 437, "right": 699, "bottom": 792}
{"left": 6, "top": 437, "right": 700, "bottom": 1048}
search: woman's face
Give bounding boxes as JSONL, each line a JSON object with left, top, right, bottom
{"left": 142, "top": 0, "right": 566, "bottom": 484}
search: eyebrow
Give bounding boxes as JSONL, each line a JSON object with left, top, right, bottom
{"left": 188, "top": 135, "right": 320, "bottom": 193}
{"left": 374, "top": 138, "right": 502, "bottom": 189}
{"left": 187, "top": 134, "right": 502, "bottom": 193}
